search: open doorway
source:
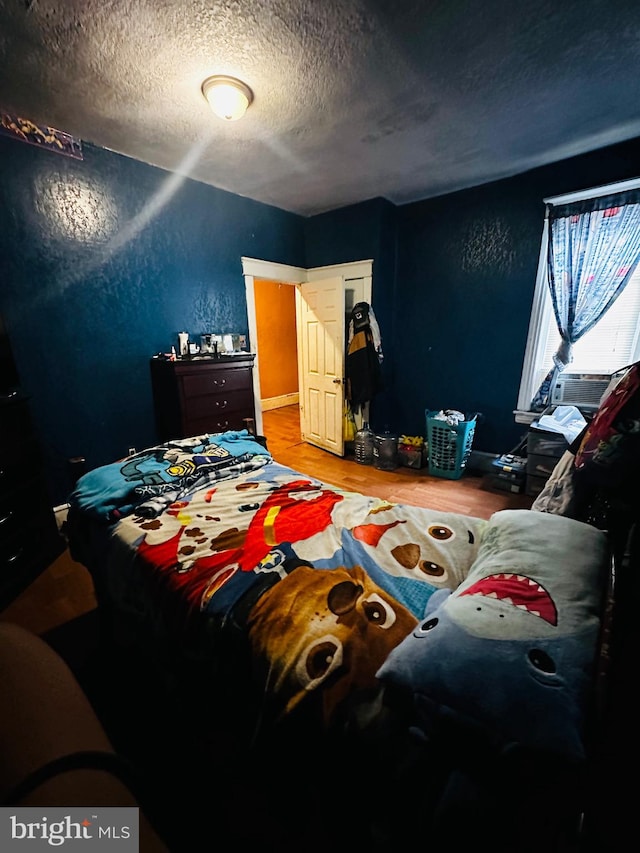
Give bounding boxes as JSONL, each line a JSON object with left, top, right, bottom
{"left": 242, "top": 257, "right": 373, "bottom": 445}
{"left": 254, "top": 278, "right": 299, "bottom": 412}
{"left": 253, "top": 278, "right": 299, "bottom": 413}
{"left": 253, "top": 276, "right": 301, "bottom": 452}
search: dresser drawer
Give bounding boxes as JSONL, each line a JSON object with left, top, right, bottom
{"left": 1, "top": 513, "right": 64, "bottom": 609}
{"left": 0, "top": 455, "right": 43, "bottom": 497}
{"left": 2, "top": 523, "right": 40, "bottom": 567}
{"left": 183, "top": 388, "right": 253, "bottom": 421}
{"left": 0, "top": 481, "right": 50, "bottom": 542}
{"left": 1, "top": 506, "right": 60, "bottom": 563}
{"left": 0, "top": 322, "right": 64, "bottom": 608}
{"left": 181, "top": 366, "right": 251, "bottom": 398}
{"left": 184, "top": 410, "right": 252, "bottom": 437}
{"left": 0, "top": 395, "right": 33, "bottom": 444}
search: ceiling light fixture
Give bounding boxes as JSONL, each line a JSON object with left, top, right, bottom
{"left": 201, "top": 75, "right": 253, "bottom": 121}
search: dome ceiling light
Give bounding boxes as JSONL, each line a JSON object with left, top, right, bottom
{"left": 201, "top": 75, "right": 254, "bottom": 121}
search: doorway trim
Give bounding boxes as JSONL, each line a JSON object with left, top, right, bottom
{"left": 241, "top": 257, "right": 373, "bottom": 436}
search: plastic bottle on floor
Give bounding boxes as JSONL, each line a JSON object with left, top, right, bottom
{"left": 354, "top": 421, "right": 375, "bottom": 464}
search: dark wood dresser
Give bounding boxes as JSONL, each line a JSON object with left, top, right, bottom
{"left": 0, "top": 388, "right": 65, "bottom": 609}
{"left": 150, "top": 354, "right": 256, "bottom": 442}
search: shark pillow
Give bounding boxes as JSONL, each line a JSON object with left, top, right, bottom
{"left": 377, "top": 509, "right": 609, "bottom": 762}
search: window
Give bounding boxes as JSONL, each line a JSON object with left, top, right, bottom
{"left": 516, "top": 178, "right": 640, "bottom": 421}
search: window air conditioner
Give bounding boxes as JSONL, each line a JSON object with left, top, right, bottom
{"left": 550, "top": 372, "right": 611, "bottom": 409}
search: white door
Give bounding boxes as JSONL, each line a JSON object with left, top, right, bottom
{"left": 242, "top": 257, "right": 372, "bottom": 441}
{"left": 296, "top": 276, "right": 345, "bottom": 455}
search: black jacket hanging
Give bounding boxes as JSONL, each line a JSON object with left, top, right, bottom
{"left": 346, "top": 302, "right": 382, "bottom": 405}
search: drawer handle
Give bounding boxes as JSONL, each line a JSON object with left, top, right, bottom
{"left": 213, "top": 378, "right": 227, "bottom": 387}
{"left": 217, "top": 420, "right": 230, "bottom": 430}
{"left": 8, "top": 547, "right": 23, "bottom": 565}
{"left": 0, "top": 512, "right": 13, "bottom": 526}
{"left": 215, "top": 400, "right": 228, "bottom": 409}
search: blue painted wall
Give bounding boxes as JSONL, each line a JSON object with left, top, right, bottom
{"left": 306, "top": 138, "right": 640, "bottom": 456}
{"left": 393, "top": 175, "right": 544, "bottom": 453}
{"left": 389, "top": 139, "right": 640, "bottom": 454}
{"left": 2, "top": 128, "right": 640, "bottom": 506}
{"left": 0, "top": 137, "right": 304, "bottom": 503}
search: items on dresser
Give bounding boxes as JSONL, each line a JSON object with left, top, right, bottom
{"left": 150, "top": 354, "right": 256, "bottom": 442}
{"left": 526, "top": 420, "right": 569, "bottom": 497}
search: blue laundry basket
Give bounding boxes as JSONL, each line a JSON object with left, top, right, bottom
{"left": 425, "top": 411, "right": 477, "bottom": 479}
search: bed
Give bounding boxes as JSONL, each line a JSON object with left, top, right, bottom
{"left": 65, "top": 428, "right": 615, "bottom": 852}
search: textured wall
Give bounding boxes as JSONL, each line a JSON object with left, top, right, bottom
{"left": 0, "top": 135, "right": 304, "bottom": 503}
{"left": 306, "top": 138, "right": 640, "bottom": 455}
{"left": 390, "top": 138, "right": 640, "bottom": 454}
{"left": 3, "top": 128, "right": 640, "bottom": 505}
{"left": 393, "top": 179, "right": 542, "bottom": 453}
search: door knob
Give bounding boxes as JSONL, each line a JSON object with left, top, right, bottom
{"left": 333, "top": 378, "right": 342, "bottom": 384}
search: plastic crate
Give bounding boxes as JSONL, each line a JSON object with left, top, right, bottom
{"left": 426, "top": 410, "right": 477, "bottom": 479}
{"left": 490, "top": 454, "right": 527, "bottom": 493}
{"left": 527, "top": 423, "right": 568, "bottom": 458}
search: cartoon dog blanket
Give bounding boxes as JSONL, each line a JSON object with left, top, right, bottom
{"left": 68, "top": 435, "right": 610, "bottom": 752}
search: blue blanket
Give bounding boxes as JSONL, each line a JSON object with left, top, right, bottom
{"left": 68, "top": 430, "right": 271, "bottom": 522}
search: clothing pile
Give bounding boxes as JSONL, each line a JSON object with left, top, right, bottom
{"left": 432, "top": 409, "right": 466, "bottom": 426}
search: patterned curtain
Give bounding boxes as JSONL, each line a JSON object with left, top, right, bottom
{"left": 530, "top": 189, "right": 640, "bottom": 411}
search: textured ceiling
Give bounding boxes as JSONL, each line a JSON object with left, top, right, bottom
{"left": 1, "top": 0, "right": 640, "bottom": 216}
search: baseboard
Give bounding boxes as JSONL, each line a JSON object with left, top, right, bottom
{"left": 261, "top": 393, "right": 299, "bottom": 411}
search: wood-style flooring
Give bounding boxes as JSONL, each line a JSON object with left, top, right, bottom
{"left": 265, "top": 405, "right": 532, "bottom": 517}
{"left": 0, "top": 404, "right": 531, "bottom": 637}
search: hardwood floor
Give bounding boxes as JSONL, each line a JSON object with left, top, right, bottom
{"left": 0, "top": 404, "right": 531, "bottom": 637}
{"left": 265, "top": 405, "right": 532, "bottom": 518}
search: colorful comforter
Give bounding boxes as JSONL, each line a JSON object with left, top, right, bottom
{"left": 68, "top": 430, "right": 609, "bottom": 758}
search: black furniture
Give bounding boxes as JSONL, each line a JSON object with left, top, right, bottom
{"left": 150, "top": 354, "right": 256, "bottom": 441}
{"left": 526, "top": 420, "right": 569, "bottom": 497}
{"left": 0, "top": 315, "right": 64, "bottom": 609}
